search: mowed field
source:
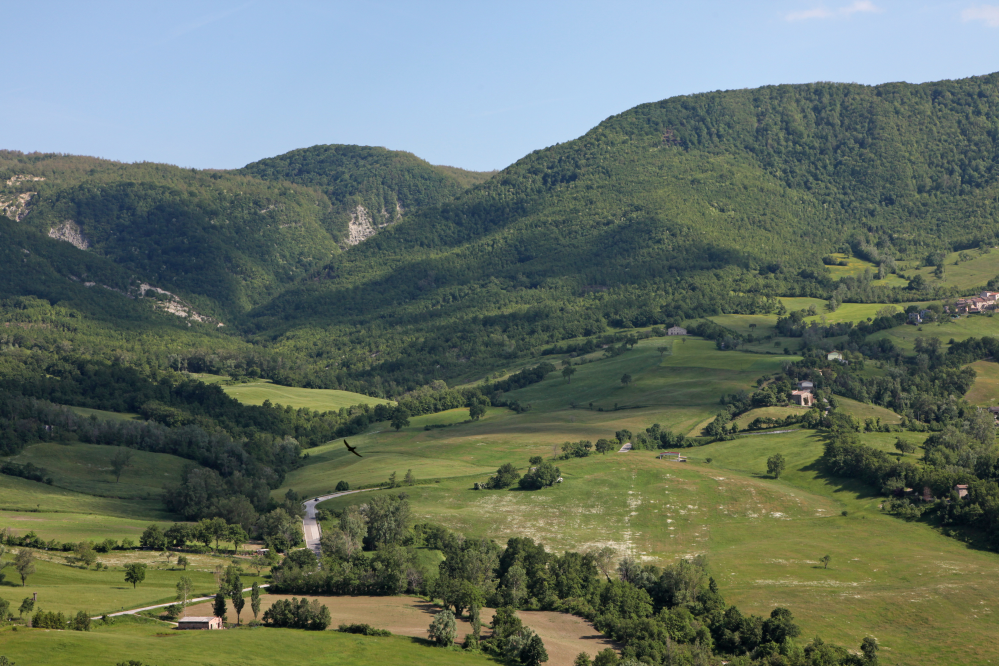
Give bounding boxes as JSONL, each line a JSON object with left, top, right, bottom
{"left": 0, "top": 616, "right": 494, "bottom": 666}
{"left": 189, "top": 594, "right": 618, "bottom": 666}
{"left": 7, "top": 441, "right": 194, "bottom": 500}
{"left": 221, "top": 380, "right": 393, "bottom": 411}
{"left": 0, "top": 549, "right": 266, "bottom": 616}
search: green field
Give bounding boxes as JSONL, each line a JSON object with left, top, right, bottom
{"left": 0, "top": 512, "right": 172, "bottom": 545}
{"left": 6, "top": 442, "right": 194, "bottom": 500}
{"left": 0, "top": 474, "right": 170, "bottom": 521}
{"left": 0, "top": 550, "right": 265, "bottom": 617}
{"left": 65, "top": 406, "right": 140, "bottom": 422}
{"left": 222, "top": 381, "right": 394, "bottom": 411}
{"left": 901, "top": 248, "right": 999, "bottom": 291}
{"left": 300, "top": 341, "right": 999, "bottom": 665}
{"left": 0, "top": 615, "right": 493, "bottom": 666}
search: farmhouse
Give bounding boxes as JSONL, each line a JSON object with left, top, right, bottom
{"left": 797, "top": 380, "right": 814, "bottom": 391}
{"left": 667, "top": 326, "right": 687, "bottom": 336}
{"left": 177, "top": 616, "right": 223, "bottom": 630}
{"left": 827, "top": 351, "right": 844, "bottom": 362}
{"left": 790, "top": 390, "right": 813, "bottom": 407}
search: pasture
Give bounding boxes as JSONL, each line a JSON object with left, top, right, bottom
{"left": 0, "top": 616, "right": 493, "bottom": 666}
{"left": 7, "top": 442, "right": 193, "bottom": 500}
{"left": 0, "top": 549, "right": 265, "bottom": 616}
{"left": 316, "top": 427, "right": 999, "bottom": 665}
{"left": 0, "top": 473, "right": 170, "bottom": 520}
{"left": 900, "top": 248, "right": 999, "bottom": 291}
{"left": 222, "top": 380, "right": 393, "bottom": 411}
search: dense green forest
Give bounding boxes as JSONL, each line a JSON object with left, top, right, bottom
{"left": 4, "top": 73, "right": 999, "bottom": 396}
{"left": 238, "top": 144, "right": 496, "bottom": 241}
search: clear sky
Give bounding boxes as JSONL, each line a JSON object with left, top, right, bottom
{"left": 4, "top": 1, "right": 999, "bottom": 172}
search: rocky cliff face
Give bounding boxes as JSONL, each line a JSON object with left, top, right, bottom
{"left": 47, "top": 220, "right": 90, "bottom": 250}
{"left": 344, "top": 203, "right": 403, "bottom": 246}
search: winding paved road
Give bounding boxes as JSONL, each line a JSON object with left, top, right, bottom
{"left": 302, "top": 489, "right": 375, "bottom": 557}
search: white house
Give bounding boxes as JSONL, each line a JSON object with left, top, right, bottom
{"left": 667, "top": 326, "right": 687, "bottom": 336}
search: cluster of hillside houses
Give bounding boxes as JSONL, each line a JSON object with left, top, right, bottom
{"left": 953, "top": 291, "right": 999, "bottom": 315}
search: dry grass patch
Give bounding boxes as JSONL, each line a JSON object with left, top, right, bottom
{"left": 188, "top": 594, "right": 617, "bottom": 666}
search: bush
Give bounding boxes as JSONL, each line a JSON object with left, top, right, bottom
{"left": 337, "top": 623, "right": 391, "bottom": 637}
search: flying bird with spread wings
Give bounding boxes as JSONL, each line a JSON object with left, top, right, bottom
{"left": 343, "top": 439, "right": 362, "bottom": 457}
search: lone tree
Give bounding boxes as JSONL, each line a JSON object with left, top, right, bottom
{"left": 124, "top": 563, "right": 147, "bottom": 589}
{"left": 469, "top": 402, "right": 486, "bottom": 420}
{"left": 562, "top": 366, "right": 576, "bottom": 383}
{"left": 176, "top": 576, "right": 194, "bottom": 608}
{"left": 390, "top": 407, "right": 411, "bottom": 431}
{"left": 620, "top": 373, "right": 633, "bottom": 387}
{"left": 335, "top": 480, "right": 349, "bottom": 492}
{"left": 74, "top": 541, "right": 98, "bottom": 569}
{"left": 657, "top": 345, "right": 671, "bottom": 360}
{"left": 18, "top": 596, "right": 34, "bottom": 618}
{"left": 404, "top": 469, "right": 416, "bottom": 486}
{"left": 109, "top": 446, "right": 134, "bottom": 483}
{"left": 13, "top": 549, "right": 35, "bottom": 587}
{"left": 894, "top": 438, "right": 916, "bottom": 454}
{"left": 767, "top": 453, "right": 786, "bottom": 479}
{"left": 251, "top": 582, "right": 262, "bottom": 621}
{"left": 819, "top": 554, "right": 832, "bottom": 569}
{"left": 523, "top": 633, "right": 549, "bottom": 666}
{"left": 228, "top": 570, "right": 245, "bottom": 625}
{"left": 176, "top": 555, "right": 189, "bottom": 570}
{"left": 428, "top": 609, "right": 457, "bottom": 647}
{"left": 212, "top": 591, "right": 228, "bottom": 624}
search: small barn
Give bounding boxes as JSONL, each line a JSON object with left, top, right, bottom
{"left": 827, "top": 351, "right": 844, "bottom": 362}
{"left": 797, "top": 380, "right": 814, "bottom": 391}
{"left": 790, "top": 390, "right": 813, "bottom": 407}
{"left": 177, "top": 616, "right": 223, "bottom": 630}
{"left": 955, "top": 484, "right": 969, "bottom": 499}
{"left": 657, "top": 451, "right": 687, "bottom": 462}
{"left": 667, "top": 326, "right": 687, "bottom": 336}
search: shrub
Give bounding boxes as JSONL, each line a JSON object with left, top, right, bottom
{"left": 337, "top": 623, "right": 391, "bottom": 637}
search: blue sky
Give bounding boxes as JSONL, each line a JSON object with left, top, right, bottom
{"left": 4, "top": 1, "right": 999, "bottom": 171}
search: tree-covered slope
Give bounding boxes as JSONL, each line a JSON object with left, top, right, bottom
{"left": 0, "top": 152, "right": 342, "bottom": 315}
{"left": 237, "top": 145, "right": 496, "bottom": 244}
{"left": 247, "top": 73, "right": 999, "bottom": 390}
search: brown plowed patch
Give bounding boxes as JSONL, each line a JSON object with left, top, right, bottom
{"left": 186, "top": 594, "right": 617, "bottom": 665}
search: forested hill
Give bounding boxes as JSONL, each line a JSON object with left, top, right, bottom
{"left": 237, "top": 144, "right": 496, "bottom": 244}
{"left": 0, "top": 152, "right": 345, "bottom": 316}
{"left": 246, "top": 73, "right": 999, "bottom": 390}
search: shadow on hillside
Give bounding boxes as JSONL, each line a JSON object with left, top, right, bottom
{"left": 798, "top": 460, "right": 882, "bottom": 500}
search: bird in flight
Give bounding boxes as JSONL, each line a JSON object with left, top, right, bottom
{"left": 344, "top": 439, "right": 362, "bottom": 457}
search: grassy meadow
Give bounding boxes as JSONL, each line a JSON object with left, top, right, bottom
{"left": 221, "top": 380, "right": 393, "bottom": 411}
{"left": 0, "top": 616, "right": 494, "bottom": 666}
{"left": 899, "top": 248, "right": 999, "bottom": 291}
{"left": 8, "top": 442, "right": 193, "bottom": 500}
{"left": 0, "top": 549, "right": 266, "bottom": 617}
{"left": 296, "top": 336, "right": 999, "bottom": 665}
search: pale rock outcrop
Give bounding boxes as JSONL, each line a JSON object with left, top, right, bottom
{"left": 48, "top": 220, "right": 90, "bottom": 250}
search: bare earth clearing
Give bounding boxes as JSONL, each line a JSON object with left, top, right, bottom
{"left": 188, "top": 594, "right": 617, "bottom": 665}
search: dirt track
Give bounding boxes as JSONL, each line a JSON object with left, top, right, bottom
{"left": 186, "top": 594, "right": 617, "bottom": 665}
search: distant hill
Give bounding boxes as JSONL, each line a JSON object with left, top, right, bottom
{"left": 4, "top": 73, "right": 999, "bottom": 394}
{"left": 247, "top": 73, "right": 999, "bottom": 389}
{"left": 237, "top": 144, "right": 496, "bottom": 245}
